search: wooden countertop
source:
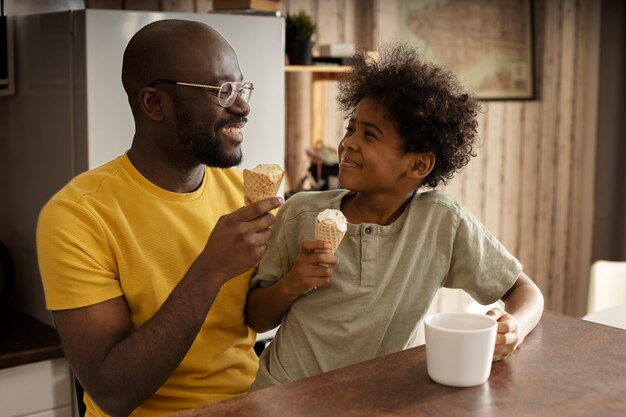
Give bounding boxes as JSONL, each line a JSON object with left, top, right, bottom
{"left": 170, "top": 311, "right": 626, "bottom": 417}
{"left": 0, "top": 306, "right": 63, "bottom": 369}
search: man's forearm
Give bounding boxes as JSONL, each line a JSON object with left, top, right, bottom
{"left": 82, "top": 266, "right": 225, "bottom": 416}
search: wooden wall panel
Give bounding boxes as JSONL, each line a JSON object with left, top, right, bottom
{"left": 569, "top": 0, "right": 600, "bottom": 314}
{"left": 461, "top": 110, "right": 487, "bottom": 221}
{"left": 535, "top": 0, "right": 559, "bottom": 306}
{"left": 501, "top": 102, "right": 523, "bottom": 255}
{"left": 483, "top": 103, "right": 505, "bottom": 239}
{"left": 551, "top": 0, "right": 577, "bottom": 313}
{"left": 517, "top": 101, "right": 540, "bottom": 281}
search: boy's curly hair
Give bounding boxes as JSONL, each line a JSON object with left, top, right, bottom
{"left": 337, "top": 44, "right": 481, "bottom": 188}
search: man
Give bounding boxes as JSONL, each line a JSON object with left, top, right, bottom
{"left": 36, "top": 20, "right": 282, "bottom": 417}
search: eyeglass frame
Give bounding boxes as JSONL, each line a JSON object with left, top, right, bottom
{"left": 148, "top": 80, "right": 254, "bottom": 108}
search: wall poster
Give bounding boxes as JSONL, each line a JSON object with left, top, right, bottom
{"left": 398, "top": 0, "right": 534, "bottom": 100}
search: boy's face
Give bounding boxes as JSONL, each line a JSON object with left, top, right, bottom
{"left": 337, "top": 97, "right": 416, "bottom": 194}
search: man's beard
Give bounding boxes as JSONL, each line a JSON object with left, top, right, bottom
{"left": 174, "top": 103, "right": 243, "bottom": 168}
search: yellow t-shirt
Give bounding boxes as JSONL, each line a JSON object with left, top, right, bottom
{"left": 37, "top": 154, "right": 258, "bottom": 417}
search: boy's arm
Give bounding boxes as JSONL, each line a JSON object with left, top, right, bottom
{"left": 246, "top": 240, "right": 338, "bottom": 333}
{"left": 487, "top": 271, "right": 544, "bottom": 361}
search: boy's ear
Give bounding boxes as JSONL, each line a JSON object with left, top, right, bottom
{"left": 138, "top": 87, "right": 167, "bottom": 122}
{"left": 407, "top": 152, "right": 435, "bottom": 180}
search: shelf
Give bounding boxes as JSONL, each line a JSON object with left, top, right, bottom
{"left": 285, "top": 65, "right": 350, "bottom": 147}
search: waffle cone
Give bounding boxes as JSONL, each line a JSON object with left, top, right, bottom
{"left": 315, "top": 219, "right": 346, "bottom": 254}
{"left": 243, "top": 164, "right": 284, "bottom": 205}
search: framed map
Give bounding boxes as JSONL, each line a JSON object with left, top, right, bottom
{"left": 398, "top": 0, "right": 534, "bottom": 100}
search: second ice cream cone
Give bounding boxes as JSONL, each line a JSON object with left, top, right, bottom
{"left": 315, "top": 209, "right": 347, "bottom": 254}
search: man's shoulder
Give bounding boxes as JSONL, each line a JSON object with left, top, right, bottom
{"left": 48, "top": 156, "right": 126, "bottom": 205}
{"left": 38, "top": 157, "right": 127, "bottom": 230}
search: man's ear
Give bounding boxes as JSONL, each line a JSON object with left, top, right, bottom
{"left": 138, "top": 87, "right": 167, "bottom": 122}
{"left": 407, "top": 152, "right": 436, "bottom": 180}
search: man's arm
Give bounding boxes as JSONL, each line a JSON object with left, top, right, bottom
{"left": 53, "top": 197, "right": 282, "bottom": 417}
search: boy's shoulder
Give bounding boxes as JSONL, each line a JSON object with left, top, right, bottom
{"left": 413, "top": 190, "right": 462, "bottom": 211}
{"left": 413, "top": 190, "right": 483, "bottom": 227}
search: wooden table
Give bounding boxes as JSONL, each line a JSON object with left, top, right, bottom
{"left": 172, "top": 311, "right": 626, "bottom": 417}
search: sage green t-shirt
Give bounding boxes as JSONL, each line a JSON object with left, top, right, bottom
{"left": 250, "top": 189, "right": 521, "bottom": 390}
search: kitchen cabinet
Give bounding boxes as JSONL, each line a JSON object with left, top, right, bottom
{"left": 0, "top": 307, "right": 73, "bottom": 417}
{"left": 0, "top": 358, "right": 73, "bottom": 417}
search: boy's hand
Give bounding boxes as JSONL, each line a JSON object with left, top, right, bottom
{"left": 281, "top": 240, "right": 339, "bottom": 296}
{"left": 486, "top": 307, "right": 521, "bottom": 361}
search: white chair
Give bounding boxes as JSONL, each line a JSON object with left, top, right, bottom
{"left": 583, "top": 305, "right": 626, "bottom": 330}
{"left": 583, "top": 260, "right": 626, "bottom": 330}
{"left": 585, "top": 260, "right": 626, "bottom": 314}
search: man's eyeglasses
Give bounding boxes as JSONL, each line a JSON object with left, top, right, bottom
{"left": 149, "top": 80, "right": 254, "bottom": 108}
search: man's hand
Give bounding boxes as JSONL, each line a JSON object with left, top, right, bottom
{"left": 199, "top": 197, "right": 283, "bottom": 283}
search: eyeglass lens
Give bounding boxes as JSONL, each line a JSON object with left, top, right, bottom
{"left": 219, "top": 82, "right": 252, "bottom": 107}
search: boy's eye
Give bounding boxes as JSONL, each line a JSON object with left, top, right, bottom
{"left": 365, "top": 131, "right": 378, "bottom": 140}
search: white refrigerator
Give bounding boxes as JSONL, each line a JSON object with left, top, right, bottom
{"left": 0, "top": 9, "right": 284, "bottom": 324}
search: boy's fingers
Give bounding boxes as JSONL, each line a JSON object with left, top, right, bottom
{"left": 301, "top": 240, "right": 332, "bottom": 253}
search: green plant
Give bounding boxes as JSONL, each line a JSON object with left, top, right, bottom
{"left": 286, "top": 11, "right": 316, "bottom": 42}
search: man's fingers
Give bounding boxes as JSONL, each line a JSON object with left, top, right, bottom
{"left": 239, "top": 197, "right": 283, "bottom": 221}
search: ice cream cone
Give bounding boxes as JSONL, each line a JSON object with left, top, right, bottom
{"left": 243, "top": 164, "right": 284, "bottom": 205}
{"left": 315, "top": 209, "right": 347, "bottom": 254}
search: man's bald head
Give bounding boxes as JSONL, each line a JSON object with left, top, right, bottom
{"left": 121, "top": 20, "right": 236, "bottom": 111}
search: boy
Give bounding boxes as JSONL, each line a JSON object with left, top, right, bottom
{"left": 245, "top": 44, "right": 544, "bottom": 390}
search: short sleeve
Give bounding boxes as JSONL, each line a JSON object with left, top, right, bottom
{"left": 37, "top": 198, "right": 123, "bottom": 310}
{"left": 250, "top": 200, "right": 296, "bottom": 290}
{"left": 445, "top": 205, "right": 522, "bottom": 304}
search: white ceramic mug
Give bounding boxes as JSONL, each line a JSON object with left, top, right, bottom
{"left": 424, "top": 312, "right": 497, "bottom": 387}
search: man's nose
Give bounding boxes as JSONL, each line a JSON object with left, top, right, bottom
{"left": 227, "top": 95, "right": 251, "bottom": 117}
